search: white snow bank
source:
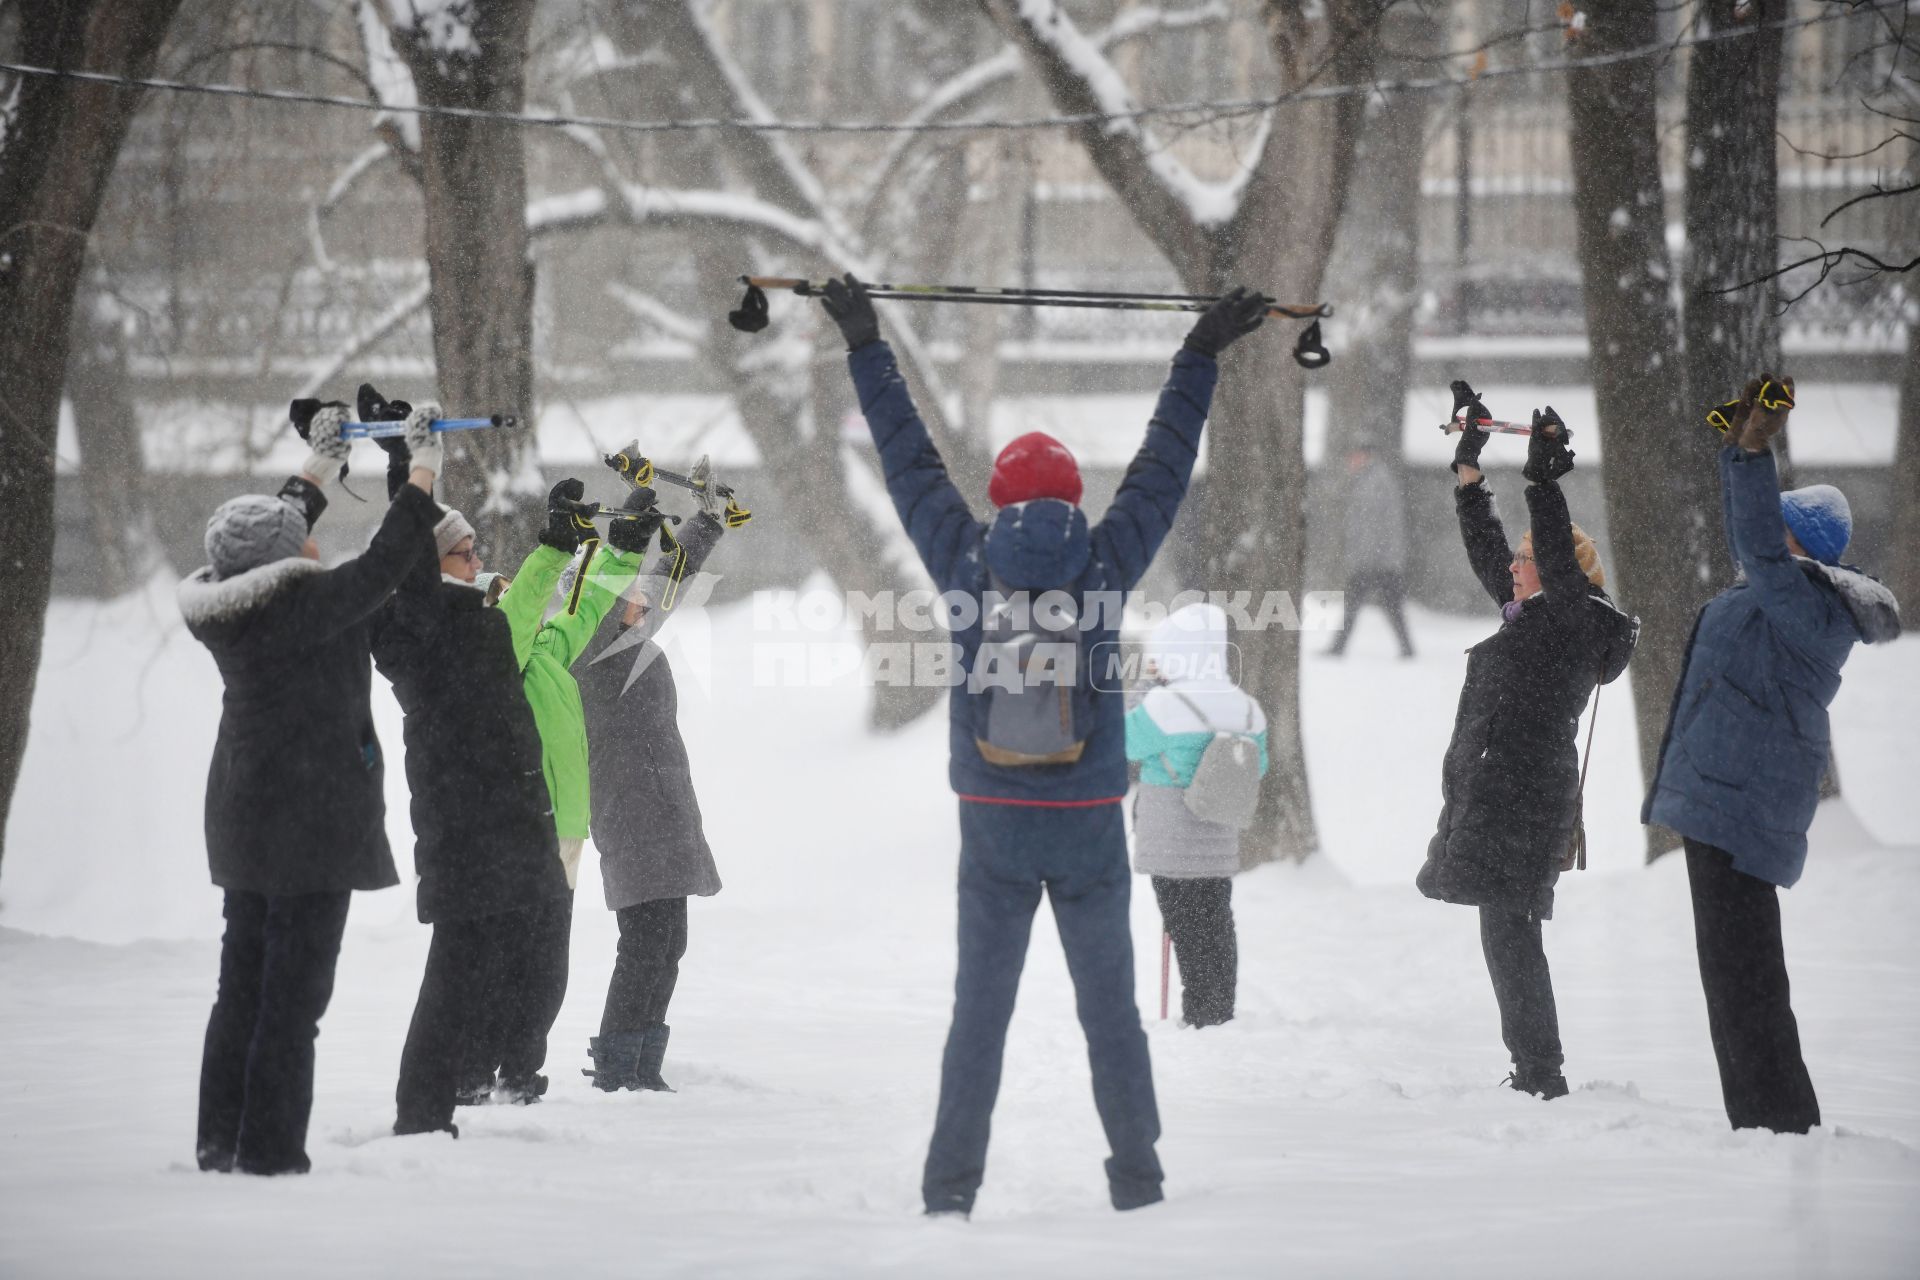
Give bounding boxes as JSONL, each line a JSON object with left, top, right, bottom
{"left": 2, "top": 589, "right": 1917, "bottom": 1277}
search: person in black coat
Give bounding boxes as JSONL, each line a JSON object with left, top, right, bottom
{"left": 361, "top": 391, "right": 573, "bottom": 1135}
{"left": 1416, "top": 389, "right": 1638, "bottom": 1099}
{"left": 177, "top": 399, "right": 442, "bottom": 1174}
{"left": 575, "top": 456, "right": 745, "bottom": 1092}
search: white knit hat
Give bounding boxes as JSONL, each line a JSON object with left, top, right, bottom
{"left": 434, "top": 508, "right": 475, "bottom": 558}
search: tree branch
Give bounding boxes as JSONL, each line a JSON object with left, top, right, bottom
{"left": 1717, "top": 243, "right": 1920, "bottom": 308}
{"left": 979, "top": 0, "right": 1228, "bottom": 263}
{"left": 1820, "top": 178, "right": 1920, "bottom": 227}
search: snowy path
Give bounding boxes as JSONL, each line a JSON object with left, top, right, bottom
{"left": 3, "top": 589, "right": 1917, "bottom": 1278}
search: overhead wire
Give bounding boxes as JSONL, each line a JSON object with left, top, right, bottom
{"left": 0, "top": 8, "right": 1858, "bottom": 141}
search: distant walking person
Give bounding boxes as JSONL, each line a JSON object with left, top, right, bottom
{"left": 1126, "top": 602, "right": 1268, "bottom": 1028}
{"left": 1416, "top": 385, "right": 1637, "bottom": 1100}
{"left": 1327, "top": 444, "right": 1414, "bottom": 658}
{"left": 819, "top": 273, "right": 1265, "bottom": 1216}
{"left": 1643, "top": 375, "right": 1900, "bottom": 1134}
{"left": 181, "top": 397, "right": 440, "bottom": 1174}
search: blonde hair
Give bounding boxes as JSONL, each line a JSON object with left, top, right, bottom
{"left": 1521, "top": 525, "right": 1606, "bottom": 589}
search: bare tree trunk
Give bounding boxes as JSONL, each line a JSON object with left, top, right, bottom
{"left": 1566, "top": 0, "right": 1723, "bottom": 863}
{"left": 1326, "top": 14, "right": 1438, "bottom": 462}
{"left": 1888, "top": 132, "right": 1920, "bottom": 608}
{"left": 0, "top": 1, "right": 181, "bottom": 877}
{"left": 1683, "top": 0, "right": 1784, "bottom": 505}
{"left": 389, "top": 1, "right": 542, "bottom": 564}
{"left": 67, "top": 283, "right": 165, "bottom": 596}
{"left": 981, "top": 0, "right": 1383, "bottom": 864}
{"left": 1885, "top": 308, "right": 1920, "bottom": 595}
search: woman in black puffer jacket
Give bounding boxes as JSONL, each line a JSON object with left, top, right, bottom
{"left": 1416, "top": 387, "right": 1637, "bottom": 1099}
{"left": 179, "top": 400, "right": 441, "bottom": 1175}
{"left": 361, "top": 391, "right": 573, "bottom": 1135}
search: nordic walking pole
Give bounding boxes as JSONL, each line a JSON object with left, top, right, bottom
{"left": 1437, "top": 417, "right": 1535, "bottom": 437}
{"left": 1160, "top": 932, "right": 1171, "bottom": 1022}
{"left": 736, "top": 275, "right": 1332, "bottom": 321}
{"left": 340, "top": 415, "right": 516, "bottom": 439}
{"left": 730, "top": 276, "right": 1334, "bottom": 368}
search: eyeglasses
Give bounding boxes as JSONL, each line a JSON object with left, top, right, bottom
{"left": 448, "top": 547, "right": 480, "bottom": 564}
{"left": 1513, "top": 551, "right": 1535, "bottom": 565}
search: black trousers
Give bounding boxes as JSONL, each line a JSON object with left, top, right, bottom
{"left": 396, "top": 906, "right": 540, "bottom": 1131}
{"left": 197, "top": 889, "right": 351, "bottom": 1174}
{"left": 601, "top": 896, "right": 689, "bottom": 1035}
{"left": 1479, "top": 907, "right": 1563, "bottom": 1075}
{"left": 1151, "top": 877, "right": 1237, "bottom": 1026}
{"left": 473, "top": 890, "right": 573, "bottom": 1081}
{"left": 1684, "top": 840, "right": 1820, "bottom": 1133}
{"left": 1330, "top": 567, "right": 1414, "bottom": 657}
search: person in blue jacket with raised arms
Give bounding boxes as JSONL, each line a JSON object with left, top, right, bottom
{"left": 1644, "top": 374, "right": 1900, "bottom": 1135}
{"left": 817, "top": 273, "right": 1267, "bottom": 1218}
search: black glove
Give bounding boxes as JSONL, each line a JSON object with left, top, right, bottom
{"left": 607, "top": 510, "right": 665, "bottom": 555}
{"left": 358, "top": 383, "right": 414, "bottom": 493}
{"left": 1448, "top": 380, "right": 1491, "bottom": 474}
{"left": 1523, "top": 406, "right": 1576, "bottom": 484}
{"left": 606, "top": 484, "right": 666, "bottom": 554}
{"left": 276, "top": 475, "right": 328, "bottom": 530}
{"left": 1450, "top": 378, "right": 1491, "bottom": 425}
{"left": 819, "top": 273, "right": 880, "bottom": 352}
{"left": 540, "top": 478, "right": 600, "bottom": 553}
{"left": 1183, "top": 286, "right": 1267, "bottom": 359}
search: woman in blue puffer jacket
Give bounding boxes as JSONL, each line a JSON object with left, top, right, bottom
{"left": 1643, "top": 375, "right": 1901, "bottom": 1134}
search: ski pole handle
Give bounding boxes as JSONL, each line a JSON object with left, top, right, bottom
{"left": 653, "top": 466, "right": 734, "bottom": 499}
{"left": 1438, "top": 418, "right": 1534, "bottom": 437}
{"left": 340, "top": 415, "right": 515, "bottom": 439}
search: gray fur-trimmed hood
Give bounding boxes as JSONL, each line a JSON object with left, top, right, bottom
{"left": 178, "top": 557, "right": 326, "bottom": 628}
{"left": 1800, "top": 558, "right": 1902, "bottom": 645}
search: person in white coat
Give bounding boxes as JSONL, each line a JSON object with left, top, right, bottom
{"left": 1125, "top": 603, "right": 1268, "bottom": 1026}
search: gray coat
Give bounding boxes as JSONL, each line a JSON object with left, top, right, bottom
{"left": 1132, "top": 785, "right": 1242, "bottom": 878}
{"left": 576, "top": 512, "right": 726, "bottom": 910}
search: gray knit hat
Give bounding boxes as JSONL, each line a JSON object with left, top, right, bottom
{"left": 435, "top": 508, "right": 476, "bottom": 558}
{"left": 205, "top": 494, "right": 308, "bottom": 581}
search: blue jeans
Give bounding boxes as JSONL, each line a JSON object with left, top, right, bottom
{"left": 923, "top": 801, "right": 1162, "bottom": 1213}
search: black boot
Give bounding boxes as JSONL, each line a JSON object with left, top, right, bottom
{"left": 636, "top": 1024, "right": 675, "bottom": 1093}
{"left": 1507, "top": 1066, "right": 1570, "bottom": 1100}
{"left": 393, "top": 1116, "right": 460, "bottom": 1139}
{"left": 454, "top": 1069, "right": 495, "bottom": 1107}
{"left": 496, "top": 1073, "right": 548, "bottom": 1106}
{"left": 583, "top": 1032, "right": 647, "bottom": 1092}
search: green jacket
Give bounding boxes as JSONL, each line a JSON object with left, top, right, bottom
{"left": 498, "top": 541, "right": 641, "bottom": 840}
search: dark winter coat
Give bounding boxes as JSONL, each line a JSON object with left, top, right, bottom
{"left": 577, "top": 511, "right": 727, "bottom": 910}
{"left": 848, "top": 339, "right": 1217, "bottom": 805}
{"left": 1417, "top": 479, "right": 1638, "bottom": 918}
{"left": 368, "top": 528, "right": 569, "bottom": 925}
{"left": 178, "top": 483, "right": 439, "bottom": 896}
{"left": 1643, "top": 445, "right": 1900, "bottom": 887}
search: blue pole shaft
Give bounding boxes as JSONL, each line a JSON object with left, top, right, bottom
{"left": 339, "top": 417, "right": 505, "bottom": 439}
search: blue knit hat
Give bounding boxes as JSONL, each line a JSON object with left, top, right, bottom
{"left": 1779, "top": 484, "right": 1851, "bottom": 565}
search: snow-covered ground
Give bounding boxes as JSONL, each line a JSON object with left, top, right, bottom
{"left": 3, "top": 581, "right": 1917, "bottom": 1278}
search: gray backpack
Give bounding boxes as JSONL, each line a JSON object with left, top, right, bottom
{"left": 1159, "top": 689, "right": 1262, "bottom": 830}
{"left": 971, "top": 572, "right": 1087, "bottom": 767}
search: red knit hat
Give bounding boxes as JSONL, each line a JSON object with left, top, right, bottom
{"left": 988, "top": 431, "right": 1082, "bottom": 508}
